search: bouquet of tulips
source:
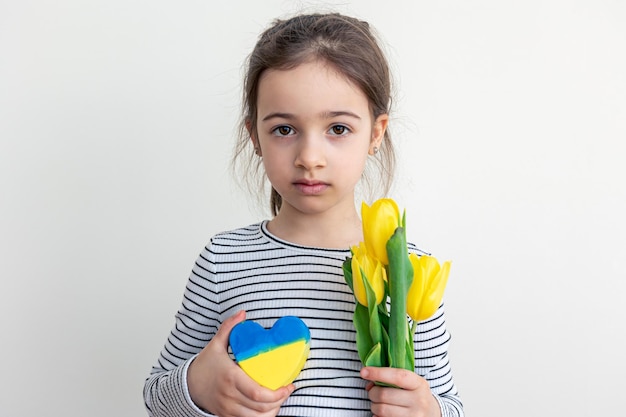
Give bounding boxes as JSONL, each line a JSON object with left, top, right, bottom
{"left": 343, "top": 198, "right": 451, "bottom": 372}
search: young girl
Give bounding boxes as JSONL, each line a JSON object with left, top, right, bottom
{"left": 144, "top": 13, "right": 464, "bottom": 417}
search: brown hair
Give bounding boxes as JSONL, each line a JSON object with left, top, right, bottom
{"left": 232, "top": 13, "right": 396, "bottom": 216}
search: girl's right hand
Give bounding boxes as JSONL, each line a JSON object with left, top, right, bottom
{"left": 187, "top": 310, "right": 295, "bottom": 416}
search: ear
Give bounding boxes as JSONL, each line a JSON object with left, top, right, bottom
{"left": 369, "top": 113, "right": 389, "bottom": 155}
{"left": 246, "top": 119, "right": 261, "bottom": 156}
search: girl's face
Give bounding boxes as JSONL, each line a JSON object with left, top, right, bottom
{"left": 253, "top": 60, "right": 388, "bottom": 219}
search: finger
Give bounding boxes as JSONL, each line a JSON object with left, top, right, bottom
{"left": 211, "top": 310, "right": 246, "bottom": 350}
{"left": 368, "top": 384, "right": 414, "bottom": 411}
{"left": 236, "top": 377, "right": 294, "bottom": 403}
{"left": 236, "top": 381, "right": 295, "bottom": 412}
{"left": 360, "top": 367, "right": 422, "bottom": 391}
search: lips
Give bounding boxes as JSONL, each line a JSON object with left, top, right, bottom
{"left": 293, "top": 179, "right": 329, "bottom": 195}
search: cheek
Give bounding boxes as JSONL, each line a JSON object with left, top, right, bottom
{"left": 340, "top": 154, "right": 368, "bottom": 182}
{"left": 261, "top": 153, "right": 285, "bottom": 181}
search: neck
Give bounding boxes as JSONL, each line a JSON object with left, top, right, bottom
{"left": 267, "top": 205, "right": 363, "bottom": 249}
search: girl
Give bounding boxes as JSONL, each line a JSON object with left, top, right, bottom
{"left": 144, "top": 13, "right": 463, "bottom": 417}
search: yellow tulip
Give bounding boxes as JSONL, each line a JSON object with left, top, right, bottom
{"left": 407, "top": 253, "right": 450, "bottom": 322}
{"left": 361, "top": 199, "right": 401, "bottom": 265}
{"left": 351, "top": 242, "right": 386, "bottom": 306}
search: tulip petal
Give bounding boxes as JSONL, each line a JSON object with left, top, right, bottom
{"left": 407, "top": 255, "right": 451, "bottom": 322}
{"left": 362, "top": 199, "right": 401, "bottom": 265}
{"left": 423, "top": 260, "right": 450, "bottom": 317}
{"left": 372, "top": 262, "right": 385, "bottom": 305}
{"left": 352, "top": 257, "right": 367, "bottom": 306}
{"left": 364, "top": 275, "right": 383, "bottom": 346}
{"left": 407, "top": 254, "right": 425, "bottom": 321}
{"left": 421, "top": 255, "right": 441, "bottom": 279}
{"left": 351, "top": 242, "right": 385, "bottom": 306}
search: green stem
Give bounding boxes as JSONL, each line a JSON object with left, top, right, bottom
{"left": 386, "top": 227, "right": 413, "bottom": 371}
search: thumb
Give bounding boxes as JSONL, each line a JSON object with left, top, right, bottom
{"left": 211, "top": 310, "right": 246, "bottom": 351}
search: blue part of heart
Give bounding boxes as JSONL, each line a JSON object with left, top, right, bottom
{"left": 229, "top": 316, "right": 310, "bottom": 362}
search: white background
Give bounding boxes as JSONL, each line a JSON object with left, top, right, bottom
{"left": 1, "top": 1, "right": 625, "bottom": 416}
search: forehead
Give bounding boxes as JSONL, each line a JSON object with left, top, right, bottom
{"left": 256, "top": 60, "right": 371, "bottom": 116}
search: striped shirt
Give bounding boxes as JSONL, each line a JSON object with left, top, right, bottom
{"left": 144, "top": 221, "right": 464, "bottom": 417}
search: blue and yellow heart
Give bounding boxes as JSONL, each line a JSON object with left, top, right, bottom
{"left": 229, "top": 316, "right": 310, "bottom": 390}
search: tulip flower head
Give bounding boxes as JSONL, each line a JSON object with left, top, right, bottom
{"left": 407, "top": 254, "right": 450, "bottom": 322}
{"left": 361, "top": 199, "right": 401, "bottom": 265}
{"left": 351, "top": 243, "right": 386, "bottom": 306}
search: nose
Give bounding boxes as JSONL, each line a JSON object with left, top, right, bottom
{"left": 294, "top": 134, "right": 326, "bottom": 170}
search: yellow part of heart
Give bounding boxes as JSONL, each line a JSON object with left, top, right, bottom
{"left": 238, "top": 340, "right": 310, "bottom": 390}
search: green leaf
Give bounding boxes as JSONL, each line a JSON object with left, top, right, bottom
{"left": 343, "top": 257, "right": 354, "bottom": 292}
{"left": 364, "top": 342, "right": 382, "bottom": 367}
{"left": 377, "top": 302, "right": 390, "bottom": 330}
{"left": 405, "top": 331, "right": 415, "bottom": 372}
{"left": 354, "top": 303, "right": 373, "bottom": 364}
{"left": 381, "top": 320, "right": 391, "bottom": 368}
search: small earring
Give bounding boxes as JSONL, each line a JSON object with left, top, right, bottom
{"left": 372, "top": 146, "right": 379, "bottom": 155}
{"left": 254, "top": 147, "right": 261, "bottom": 156}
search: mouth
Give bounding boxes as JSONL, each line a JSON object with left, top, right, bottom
{"left": 293, "top": 179, "right": 329, "bottom": 195}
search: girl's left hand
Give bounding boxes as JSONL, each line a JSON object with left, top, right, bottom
{"left": 360, "top": 367, "right": 442, "bottom": 417}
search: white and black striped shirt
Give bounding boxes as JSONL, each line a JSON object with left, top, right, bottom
{"left": 144, "top": 222, "right": 464, "bottom": 417}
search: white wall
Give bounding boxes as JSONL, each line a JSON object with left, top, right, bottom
{"left": 1, "top": 1, "right": 624, "bottom": 416}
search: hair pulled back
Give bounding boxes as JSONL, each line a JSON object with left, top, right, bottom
{"left": 233, "top": 13, "right": 396, "bottom": 216}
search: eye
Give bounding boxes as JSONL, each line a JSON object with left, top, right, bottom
{"left": 272, "top": 125, "right": 295, "bottom": 137}
{"left": 329, "top": 124, "right": 350, "bottom": 136}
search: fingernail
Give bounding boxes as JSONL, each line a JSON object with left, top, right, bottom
{"left": 360, "top": 368, "right": 369, "bottom": 378}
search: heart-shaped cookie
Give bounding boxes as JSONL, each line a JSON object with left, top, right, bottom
{"left": 229, "top": 316, "right": 310, "bottom": 390}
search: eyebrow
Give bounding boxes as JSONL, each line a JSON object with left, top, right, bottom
{"left": 261, "top": 110, "right": 362, "bottom": 122}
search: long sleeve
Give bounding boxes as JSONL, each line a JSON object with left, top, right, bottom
{"left": 143, "top": 244, "right": 220, "bottom": 417}
{"left": 414, "top": 304, "right": 464, "bottom": 417}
